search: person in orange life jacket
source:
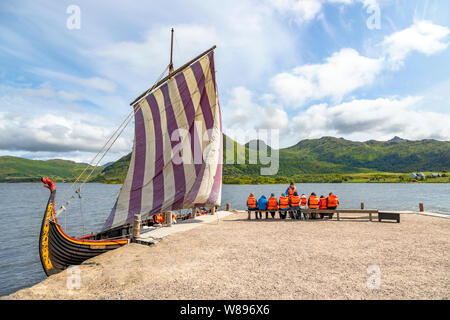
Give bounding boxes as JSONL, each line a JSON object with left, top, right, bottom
{"left": 279, "top": 193, "right": 289, "bottom": 219}
{"left": 152, "top": 213, "right": 163, "bottom": 225}
{"left": 267, "top": 193, "right": 278, "bottom": 219}
{"left": 285, "top": 181, "right": 297, "bottom": 199}
{"left": 289, "top": 191, "right": 301, "bottom": 220}
{"left": 326, "top": 192, "right": 339, "bottom": 219}
{"left": 318, "top": 195, "right": 327, "bottom": 219}
{"left": 308, "top": 192, "right": 319, "bottom": 219}
{"left": 300, "top": 194, "right": 308, "bottom": 220}
{"left": 247, "top": 193, "right": 258, "bottom": 214}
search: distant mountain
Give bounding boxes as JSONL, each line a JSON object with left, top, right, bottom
{"left": 285, "top": 136, "right": 450, "bottom": 173}
{"left": 101, "top": 161, "right": 115, "bottom": 168}
{"left": 90, "top": 153, "right": 131, "bottom": 184}
{"left": 91, "top": 135, "right": 450, "bottom": 184}
{"left": 245, "top": 139, "right": 269, "bottom": 151}
{"left": 0, "top": 156, "right": 102, "bottom": 183}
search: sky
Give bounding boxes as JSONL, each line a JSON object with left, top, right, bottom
{"left": 0, "top": 0, "right": 449, "bottom": 164}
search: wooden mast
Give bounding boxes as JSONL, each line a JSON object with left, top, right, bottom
{"left": 130, "top": 44, "right": 217, "bottom": 106}
{"left": 169, "top": 28, "right": 174, "bottom": 75}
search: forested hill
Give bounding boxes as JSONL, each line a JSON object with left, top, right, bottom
{"left": 91, "top": 136, "right": 450, "bottom": 184}
{"left": 0, "top": 156, "right": 102, "bottom": 183}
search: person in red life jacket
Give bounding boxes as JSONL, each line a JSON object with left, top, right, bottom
{"left": 308, "top": 192, "right": 319, "bottom": 219}
{"left": 300, "top": 194, "right": 308, "bottom": 220}
{"left": 279, "top": 193, "right": 289, "bottom": 219}
{"left": 267, "top": 193, "right": 278, "bottom": 219}
{"left": 289, "top": 192, "right": 301, "bottom": 220}
{"left": 319, "top": 195, "right": 327, "bottom": 219}
{"left": 326, "top": 192, "right": 339, "bottom": 219}
{"left": 247, "top": 193, "right": 258, "bottom": 217}
{"left": 152, "top": 213, "right": 163, "bottom": 225}
{"left": 285, "top": 182, "right": 297, "bottom": 199}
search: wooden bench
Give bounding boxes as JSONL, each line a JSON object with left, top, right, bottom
{"left": 301, "top": 209, "right": 379, "bottom": 222}
{"left": 248, "top": 210, "right": 277, "bottom": 219}
{"left": 247, "top": 210, "right": 293, "bottom": 219}
{"left": 248, "top": 209, "right": 400, "bottom": 223}
{"left": 378, "top": 212, "right": 401, "bottom": 223}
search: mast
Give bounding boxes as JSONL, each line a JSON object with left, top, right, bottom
{"left": 130, "top": 45, "right": 216, "bottom": 106}
{"left": 169, "top": 28, "right": 174, "bottom": 75}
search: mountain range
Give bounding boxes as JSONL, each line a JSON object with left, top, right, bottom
{"left": 1, "top": 136, "right": 449, "bottom": 184}
{"left": 92, "top": 135, "right": 450, "bottom": 184}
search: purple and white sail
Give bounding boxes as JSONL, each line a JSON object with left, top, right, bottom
{"left": 103, "top": 50, "right": 222, "bottom": 231}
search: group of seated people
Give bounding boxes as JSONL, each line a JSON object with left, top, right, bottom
{"left": 246, "top": 182, "right": 339, "bottom": 220}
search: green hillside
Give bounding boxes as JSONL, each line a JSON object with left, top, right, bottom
{"left": 90, "top": 153, "right": 131, "bottom": 184}
{"left": 286, "top": 136, "right": 450, "bottom": 173}
{"left": 91, "top": 135, "right": 450, "bottom": 184}
{"left": 0, "top": 156, "right": 103, "bottom": 183}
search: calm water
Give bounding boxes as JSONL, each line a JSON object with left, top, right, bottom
{"left": 0, "top": 182, "right": 449, "bottom": 296}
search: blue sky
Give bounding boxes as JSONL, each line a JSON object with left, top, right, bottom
{"left": 0, "top": 0, "right": 449, "bottom": 163}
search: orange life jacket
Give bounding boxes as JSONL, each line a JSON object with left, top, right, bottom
{"left": 279, "top": 196, "right": 289, "bottom": 209}
{"left": 309, "top": 195, "right": 319, "bottom": 209}
{"left": 247, "top": 196, "right": 257, "bottom": 209}
{"left": 152, "top": 214, "right": 163, "bottom": 224}
{"left": 327, "top": 194, "right": 339, "bottom": 208}
{"left": 290, "top": 195, "right": 300, "bottom": 207}
{"left": 319, "top": 198, "right": 327, "bottom": 210}
{"left": 288, "top": 186, "right": 296, "bottom": 197}
{"left": 267, "top": 197, "right": 278, "bottom": 210}
{"left": 300, "top": 196, "right": 307, "bottom": 206}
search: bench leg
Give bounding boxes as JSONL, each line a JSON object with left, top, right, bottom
{"left": 369, "top": 212, "right": 372, "bottom": 222}
{"left": 337, "top": 212, "right": 340, "bottom": 221}
{"left": 248, "top": 210, "right": 251, "bottom": 220}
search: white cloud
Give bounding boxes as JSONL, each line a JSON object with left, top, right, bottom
{"left": 269, "top": 0, "right": 369, "bottom": 24}
{"left": 288, "top": 96, "right": 450, "bottom": 143}
{"left": 29, "top": 68, "right": 117, "bottom": 93}
{"left": 271, "top": 48, "right": 383, "bottom": 107}
{"left": 93, "top": 25, "right": 217, "bottom": 79}
{"left": 383, "top": 20, "right": 450, "bottom": 68}
{"left": 0, "top": 111, "right": 130, "bottom": 154}
{"left": 88, "top": 7, "right": 295, "bottom": 94}
{"left": 21, "top": 86, "right": 82, "bottom": 102}
{"left": 270, "top": 21, "right": 450, "bottom": 108}
{"left": 223, "top": 86, "right": 289, "bottom": 143}
{"left": 270, "top": 0, "right": 323, "bottom": 23}
{"left": 0, "top": 83, "right": 131, "bottom": 163}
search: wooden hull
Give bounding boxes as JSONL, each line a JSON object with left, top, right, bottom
{"left": 39, "top": 177, "right": 128, "bottom": 276}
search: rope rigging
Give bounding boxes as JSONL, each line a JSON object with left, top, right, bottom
{"left": 54, "top": 63, "right": 171, "bottom": 220}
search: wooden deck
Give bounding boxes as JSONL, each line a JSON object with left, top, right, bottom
{"left": 135, "top": 211, "right": 234, "bottom": 246}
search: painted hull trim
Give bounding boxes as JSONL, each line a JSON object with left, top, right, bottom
{"left": 39, "top": 177, "right": 128, "bottom": 276}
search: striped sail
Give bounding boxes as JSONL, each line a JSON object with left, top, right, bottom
{"left": 103, "top": 50, "right": 222, "bottom": 231}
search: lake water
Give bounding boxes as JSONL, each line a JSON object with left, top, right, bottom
{"left": 1, "top": 182, "right": 449, "bottom": 296}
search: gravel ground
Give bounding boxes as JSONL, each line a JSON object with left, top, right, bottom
{"left": 7, "top": 212, "right": 450, "bottom": 300}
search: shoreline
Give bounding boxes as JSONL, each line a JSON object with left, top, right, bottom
{"left": 2, "top": 181, "right": 450, "bottom": 184}
{"left": 6, "top": 211, "right": 449, "bottom": 300}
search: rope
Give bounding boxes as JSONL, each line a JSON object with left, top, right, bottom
{"left": 55, "top": 110, "right": 135, "bottom": 208}
{"left": 76, "top": 188, "right": 86, "bottom": 235}
{"left": 55, "top": 64, "right": 170, "bottom": 215}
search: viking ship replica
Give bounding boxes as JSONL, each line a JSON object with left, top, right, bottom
{"left": 39, "top": 30, "right": 222, "bottom": 276}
